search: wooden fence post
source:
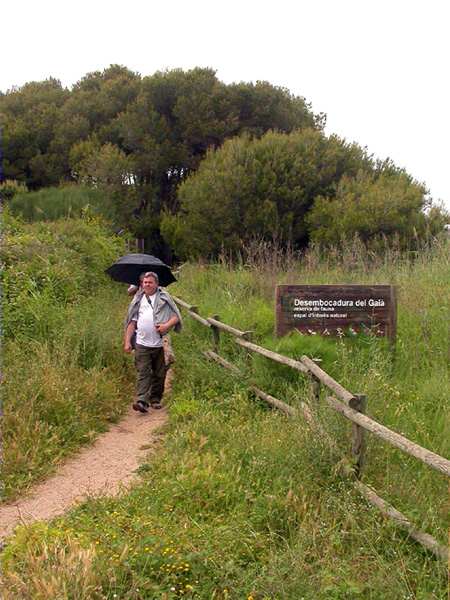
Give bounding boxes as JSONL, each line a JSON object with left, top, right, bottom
{"left": 309, "top": 374, "right": 321, "bottom": 403}
{"left": 350, "top": 394, "right": 367, "bottom": 478}
{"left": 211, "top": 314, "right": 220, "bottom": 352}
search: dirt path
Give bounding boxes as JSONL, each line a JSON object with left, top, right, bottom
{"left": 0, "top": 359, "right": 173, "bottom": 541}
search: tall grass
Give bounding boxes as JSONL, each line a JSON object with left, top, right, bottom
{"left": 2, "top": 324, "right": 447, "bottom": 598}
{"left": 7, "top": 185, "right": 113, "bottom": 222}
{"left": 173, "top": 237, "right": 450, "bottom": 533}
{"left": 1, "top": 211, "right": 134, "bottom": 500}
{"left": 1, "top": 237, "right": 448, "bottom": 598}
{"left": 1, "top": 290, "right": 134, "bottom": 499}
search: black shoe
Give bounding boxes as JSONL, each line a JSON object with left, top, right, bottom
{"left": 150, "top": 401, "right": 162, "bottom": 409}
{"left": 132, "top": 401, "right": 149, "bottom": 413}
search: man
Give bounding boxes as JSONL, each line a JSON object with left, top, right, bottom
{"left": 124, "top": 271, "right": 182, "bottom": 413}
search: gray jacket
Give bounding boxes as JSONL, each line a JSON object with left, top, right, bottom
{"left": 125, "top": 288, "right": 182, "bottom": 334}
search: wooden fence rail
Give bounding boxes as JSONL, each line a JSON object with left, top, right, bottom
{"left": 206, "top": 317, "right": 252, "bottom": 339}
{"left": 172, "top": 295, "right": 211, "bottom": 328}
{"left": 174, "top": 295, "right": 449, "bottom": 560}
{"left": 325, "top": 396, "right": 450, "bottom": 477}
{"left": 236, "top": 337, "right": 308, "bottom": 373}
{"left": 300, "top": 355, "right": 355, "bottom": 405}
{"left": 355, "top": 482, "right": 448, "bottom": 561}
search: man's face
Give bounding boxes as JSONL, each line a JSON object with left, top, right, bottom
{"left": 142, "top": 276, "right": 158, "bottom": 296}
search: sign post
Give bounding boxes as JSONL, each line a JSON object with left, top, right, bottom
{"left": 275, "top": 285, "right": 397, "bottom": 343}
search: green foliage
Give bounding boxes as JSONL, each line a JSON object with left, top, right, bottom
{"left": 1, "top": 211, "right": 132, "bottom": 500}
{"left": 69, "top": 142, "right": 142, "bottom": 229}
{"left": 161, "top": 129, "right": 382, "bottom": 258}
{"left": 1, "top": 210, "right": 124, "bottom": 339}
{"left": 7, "top": 185, "right": 110, "bottom": 222}
{"left": 0, "top": 78, "right": 70, "bottom": 186}
{"left": 2, "top": 242, "right": 449, "bottom": 597}
{"left": 0, "top": 179, "right": 28, "bottom": 200}
{"left": 0, "top": 66, "right": 141, "bottom": 189}
{"left": 306, "top": 171, "right": 439, "bottom": 247}
{"left": 1, "top": 66, "right": 320, "bottom": 255}
{"left": 3, "top": 65, "right": 445, "bottom": 262}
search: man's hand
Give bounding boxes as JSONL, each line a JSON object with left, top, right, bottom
{"left": 124, "top": 321, "right": 136, "bottom": 353}
{"left": 155, "top": 316, "right": 178, "bottom": 336}
{"left": 155, "top": 322, "right": 170, "bottom": 336}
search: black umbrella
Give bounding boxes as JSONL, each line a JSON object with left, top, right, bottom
{"left": 105, "top": 254, "right": 177, "bottom": 287}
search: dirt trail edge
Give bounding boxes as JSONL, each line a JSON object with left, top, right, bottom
{"left": 0, "top": 354, "right": 173, "bottom": 541}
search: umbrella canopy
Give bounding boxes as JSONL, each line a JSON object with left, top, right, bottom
{"left": 105, "top": 253, "right": 177, "bottom": 287}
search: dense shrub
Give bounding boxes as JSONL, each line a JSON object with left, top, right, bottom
{"left": 161, "top": 129, "right": 421, "bottom": 258}
{"left": 306, "top": 171, "right": 448, "bottom": 247}
{"left": 7, "top": 185, "right": 111, "bottom": 222}
{"left": 0, "top": 179, "right": 28, "bottom": 200}
{"left": 1, "top": 210, "right": 124, "bottom": 339}
{"left": 1, "top": 210, "right": 132, "bottom": 499}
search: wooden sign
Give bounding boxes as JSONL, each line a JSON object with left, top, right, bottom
{"left": 275, "top": 285, "right": 397, "bottom": 341}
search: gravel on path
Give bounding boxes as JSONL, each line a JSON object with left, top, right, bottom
{"left": 0, "top": 359, "right": 173, "bottom": 541}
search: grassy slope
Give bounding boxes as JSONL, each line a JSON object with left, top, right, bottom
{"left": 8, "top": 185, "right": 110, "bottom": 222}
{"left": 1, "top": 213, "right": 134, "bottom": 500}
{"left": 2, "top": 240, "right": 448, "bottom": 599}
{"left": 1, "top": 290, "right": 134, "bottom": 499}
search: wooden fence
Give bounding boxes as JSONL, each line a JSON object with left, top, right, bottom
{"left": 172, "top": 294, "right": 449, "bottom": 561}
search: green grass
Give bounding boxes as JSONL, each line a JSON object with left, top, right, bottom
{"left": 1, "top": 211, "right": 135, "bottom": 500}
{"left": 2, "top": 327, "right": 447, "bottom": 598}
{"left": 1, "top": 290, "right": 134, "bottom": 500}
{"left": 1, "top": 238, "right": 448, "bottom": 598}
{"left": 8, "top": 185, "right": 112, "bottom": 222}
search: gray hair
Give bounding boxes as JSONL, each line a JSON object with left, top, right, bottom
{"left": 139, "top": 271, "right": 159, "bottom": 284}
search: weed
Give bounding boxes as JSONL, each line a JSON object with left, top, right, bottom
{"left": 2, "top": 235, "right": 448, "bottom": 598}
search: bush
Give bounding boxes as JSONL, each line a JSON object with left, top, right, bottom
{"left": 162, "top": 129, "right": 375, "bottom": 258}
{"left": 1, "top": 210, "right": 132, "bottom": 499}
{"left": 0, "top": 179, "right": 28, "bottom": 200}
{"left": 306, "top": 171, "right": 443, "bottom": 248}
{"left": 1, "top": 210, "right": 124, "bottom": 339}
{"left": 7, "top": 185, "right": 110, "bottom": 222}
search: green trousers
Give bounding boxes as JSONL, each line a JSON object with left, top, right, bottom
{"left": 134, "top": 344, "right": 167, "bottom": 405}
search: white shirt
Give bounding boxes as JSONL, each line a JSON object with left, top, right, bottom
{"left": 134, "top": 293, "right": 163, "bottom": 348}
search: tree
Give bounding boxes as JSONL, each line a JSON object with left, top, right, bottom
{"left": 305, "top": 171, "right": 430, "bottom": 247}
{"left": 70, "top": 141, "right": 136, "bottom": 224}
{"left": 70, "top": 67, "right": 321, "bottom": 257}
{"left": 226, "top": 80, "right": 324, "bottom": 136}
{"left": 65, "top": 64, "right": 141, "bottom": 145}
{"left": 161, "top": 129, "right": 375, "bottom": 258}
{"left": 0, "top": 79, "right": 69, "bottom": 186}
{"left": 2, "top": 66, "right": 322, "bottom": 255}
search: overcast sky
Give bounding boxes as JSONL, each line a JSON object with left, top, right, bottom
{"left": 3, "top": 0, "right": 449, "bottom": 209}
